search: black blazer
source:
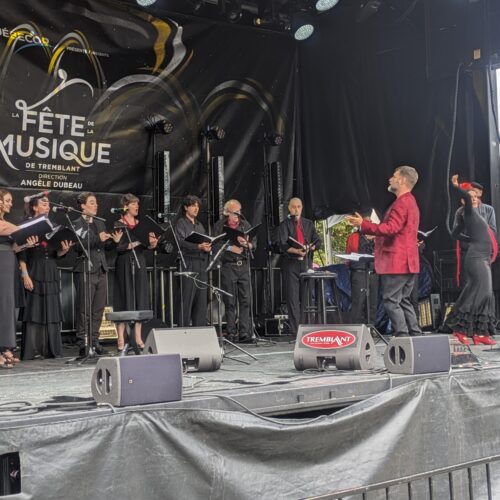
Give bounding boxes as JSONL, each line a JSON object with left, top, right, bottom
{"left": 278, "top": 217, "right": 321, "bottom": 260}
{"left": 72, "top": 217, "right": 112, "bottom": 273}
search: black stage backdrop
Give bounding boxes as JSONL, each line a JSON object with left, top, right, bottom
{"left": 299, "top": 0, "right": 495, "bottom": 252}
{"left": 0, "top": 0, "right": 297, "bottom": 256}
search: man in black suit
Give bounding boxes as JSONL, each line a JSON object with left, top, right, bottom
{"left": 73, "top": 192, "right": 122, "bottom": 356}
{"left": 279, "top": 197, "right": 321, "bottom": 338}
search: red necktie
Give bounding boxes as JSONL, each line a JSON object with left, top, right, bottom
{"left": 296, "top": 218, "right": 304, "bottom": 245}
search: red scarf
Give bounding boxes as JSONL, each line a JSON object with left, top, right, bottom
{"left": 121, "top": 216, "right": 138, "bottom": 230}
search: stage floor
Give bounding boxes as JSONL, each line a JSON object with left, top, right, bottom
{"left": 1, "top": 335, "right": 500, "bottom": 428}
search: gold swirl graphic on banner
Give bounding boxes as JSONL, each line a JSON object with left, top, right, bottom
{"left": 0, "top": 23, "right": 51, "bottom": 80}
{"left": 201, "top": 80, "right": 285, "bottom": 135}
{"left": 49, "top": 31, "right": 105, "bottom": 88}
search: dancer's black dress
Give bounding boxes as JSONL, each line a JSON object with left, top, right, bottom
{"left": 446, "top": 185, "right": 497, "bottom": 336}
{"left": 113, "top": 219, "right": 150, "bottom": 312}
{"left": 21, "top": 234, "right": 63, "bottom": 359}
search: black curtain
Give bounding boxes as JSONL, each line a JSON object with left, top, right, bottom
{"left": 298, "top": 0, "right": 492, "bottom": 254}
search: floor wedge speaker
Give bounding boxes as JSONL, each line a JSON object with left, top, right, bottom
{"left": 91, "top": 354, "right": 182, "bottom": 406}
{"left": 294, "top": 324, "right": 377, "bottom": 371}
{"left": 144, "top": 326, "right": 222, "bottom": 372}
{"left": 384, "top": 335, "right": 451, "bottom": 374}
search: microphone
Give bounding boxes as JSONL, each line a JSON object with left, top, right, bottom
{"left": 287, "top": 214, "right": 297, "bottom": 219}
{"left": 52, "top": 206, "right": 73, "bottom": 213}
{"left": 157, "top": 212, "right": 177, "bottom": 218}
{"left": 174, "top": 271, "right": 196, "bottom": 276}
{"left": 233, "top": 211, "right": 242, "bottom": 217}
{"left": 24, "top": 191, "right": 49, "bottom": 203}
{"left": 110, "top": 207, "right": 128, "bottom": 214}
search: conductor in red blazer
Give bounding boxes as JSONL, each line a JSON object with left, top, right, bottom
{"left": 347, "top": 166, "right": 422, "bottom": 337}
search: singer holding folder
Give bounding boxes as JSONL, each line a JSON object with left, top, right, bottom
{"left": 174, "top": 195, "right": 211, "bottom": 327}
{"left": 73, "top": 193, "right": 122, "bottom": 357}
{"left": 278, "top": 197, "right": 320, "bottom": 338}
{"left": 18, "top": 194, "right": 73, "bottom": 360}
{"left": 113, "top": 193, "right": 158, "bottom": 351}
{"left": 213, "top": 199, "right": 256, "bottom": 343}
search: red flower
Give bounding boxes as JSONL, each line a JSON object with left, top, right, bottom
{"left": 40, "top": 241, "right": 48, "bottom": 248}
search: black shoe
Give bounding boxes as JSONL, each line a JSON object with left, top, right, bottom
{"left": 94, "top": 345, "right": 109, "bottom": 356}
{"left": 237, "top": 335, "right": 254, "bottom": 344}
{"left": 78, "top": 346, "right": 86, "bottom": 357}
{"left": 226, "top": 334, "right": 237, "bottom": 342}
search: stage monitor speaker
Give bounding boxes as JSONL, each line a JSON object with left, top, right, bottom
{"left": 91, "top": 354, "right": 182, "bottom": 407}
{"left": 144, "top": 326, "right": 222, "bottom": 372}
{"left": 383, "top": 335, "right": 451, "bottom": 375}
{"left": 294, "top": 324, "right": 377, "bottom": 371}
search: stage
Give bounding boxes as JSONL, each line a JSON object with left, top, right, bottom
{"left": 3, "top": 337, "right": 500, "bottom": 499}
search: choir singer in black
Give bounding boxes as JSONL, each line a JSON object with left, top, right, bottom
{"left": 213, "top": 199, "right": 256, "bottom": 343}
{"left": 73, "top": 192, "right": 122, "bottom": 357}
{"left": 174, "top": 195, "right": 211, "bottom": 327}
{"left": 279, "top": 197, "right": 320, "bottom": 338}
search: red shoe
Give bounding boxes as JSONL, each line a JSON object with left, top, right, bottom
{"left": 472, "top": 334, "right": 496, "bottom": 346}
{"left": 453, "top": 332, "right": 470, "bottom": 345}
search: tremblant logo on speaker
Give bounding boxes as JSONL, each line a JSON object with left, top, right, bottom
{"left": 301, "top": 330, "right": 356, "bottom": 349}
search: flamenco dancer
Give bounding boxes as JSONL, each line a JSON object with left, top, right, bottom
{"left": 447, "top": 175, "right": 497, "bottom": 346}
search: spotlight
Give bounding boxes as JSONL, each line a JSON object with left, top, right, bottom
{"left": 136, "top": 0, "right": 157, "bottom": 6}
{"left": 294, "top": 24, "right": 314, "bottom": 41}
{"left": 292, "top": 14, "right": 314, "bottom": 41}
{"left": 149, "top": 119, "right": 174, "bottom": 135}
{"left": 203, "top": 126, "right": 226, "bottom": 141}
{"left": 264, "top": 133, "right": 284, "bottom": 146}
{"left": 315, "top": 0, "right": 339, "bottom": 12}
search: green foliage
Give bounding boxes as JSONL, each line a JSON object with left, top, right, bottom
{"left": 314, "top": 220, "right": 355, "bottom": 266}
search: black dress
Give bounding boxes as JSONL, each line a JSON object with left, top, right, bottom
{"left": 0, "top": 235, "right": 17, "bottom": 351}
{"left": 113, "top": 219, "right": 150, "bottom": 312}
{"left": 21, "top": 234, "right": 64, "bottom": 359}
{"left": 446, "top": 185, "right": 497, "bottom": 336}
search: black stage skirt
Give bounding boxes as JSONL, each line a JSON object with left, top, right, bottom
{"left": 21, "top": 257, "right": 63, "bottom": 359}
{"left": 113, "top": 250, "right": 150, "bottom": 311}
{"left": 22, "top": 258, "right": 63, "bottom": 325}
{"left": 446, "top": 256, "right": 496, "bottom": 336}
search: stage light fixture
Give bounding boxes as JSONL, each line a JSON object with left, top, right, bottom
{"left": 136, "top": 0, "right": 157, "bottom": 6}
{"left": 203, "top": 126, "right": 226, "bottom": 141}
{"left": 294, "top": 23, "right": 314, "bottom": 41}
{"left": 264, "top": 133, "right": 284, "bottom": 146}
{"left": 292, "top": 14, "right": 314, "bottom": 41}
{"left": 150, "top": 119, "right": 174, "bottom": 135}
{"left": 316, "top": 0, "right": 339, "bottom": 12}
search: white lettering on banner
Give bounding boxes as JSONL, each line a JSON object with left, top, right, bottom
{"left": 0, "top": 134, "right": 111, "bottom": 168}
{"left": 0, "top": 69, "right": 112, "bottom": 172}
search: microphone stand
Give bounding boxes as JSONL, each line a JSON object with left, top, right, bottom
{"left": 239, "top": 212, "right": 275, "bottom": 346}
{"left": 63, "top": 207, "right": 98, "bottom": 364}
{"left": 117, "top": 219, "right": 141, "bottom": 355}
{"left": 182, "top": 268, "right": 257, "bottom": 362}
{"left": 157, "top": 214, "right": 186, "bottom": 327}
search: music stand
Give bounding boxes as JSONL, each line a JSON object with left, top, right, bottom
{"left": 335, "top": 253, "right": 388, "bottom": 345}
{"left": 62, "top": 207, "right": 106, "bottom": 364}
